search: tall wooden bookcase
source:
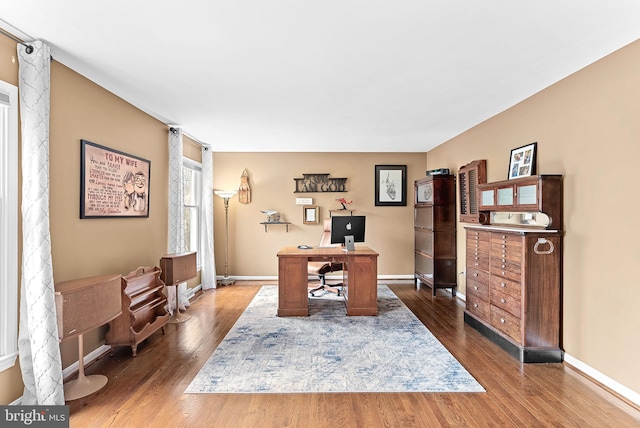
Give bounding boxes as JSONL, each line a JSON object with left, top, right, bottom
{"left": 414, "top": 175, "right": 456, "bottom": 297}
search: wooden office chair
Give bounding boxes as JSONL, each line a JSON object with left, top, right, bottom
{"left": 308, "top": 218, "right": 343, "bottom": 296}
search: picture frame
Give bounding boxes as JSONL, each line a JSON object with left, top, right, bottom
{"left": 375, "top": 165, "right": 407, "bottom": 206}
{"left": 508, "top": 142, "right": 537, "bottom": 180}
{"left": 80, "top": 139, "right": 151, "bottom": 218}
{"left": 303, "top": 205, "right": 319, "bottom": 224}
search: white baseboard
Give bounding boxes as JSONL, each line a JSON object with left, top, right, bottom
{"left": 62, "top": 344, "right": 111, "bottom": 381}
{"left": 564, "top": 353, "right": 640, "bottom": 407}
{"left": 220, "top": 275, "right": 416, "bottom": 282}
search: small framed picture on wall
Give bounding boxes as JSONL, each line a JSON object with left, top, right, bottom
{"left": 375, "top": 165, "right": 407, "bottom": 206}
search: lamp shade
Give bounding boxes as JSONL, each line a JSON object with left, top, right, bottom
{"left": 215, "top": 190, "right": 238, "bottom": 199}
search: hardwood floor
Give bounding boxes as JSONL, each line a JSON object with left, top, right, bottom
{"left": 67, "top": 282, "right": 640, "bottom": 427}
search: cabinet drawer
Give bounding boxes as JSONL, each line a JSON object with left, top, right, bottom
{"left": 490, "top": 305, "right": 521, "bottom": 344}
{"left": 491, "top": 289, "right": 521, "bottom": 318}
{"left": 490, "top": 258, "right": 521, "bottom": 281}
{"left": 466, "top": 295, "right": 489, "bottom": 320}
{"left": 467, "top": 255, "right": 489, "bottom": 272}
{"left": 468, "top": 230, "right": 491, "bottom": 243}
{"left": 467, "top": 267, "right": 489, "bottom": 284}
{"left": 490, "top": 246, "right": 522, "bottom": 263}
{"left": 490, "top": 275, "right": 521, "bottom": 299}
{"left": 491, "top": 233, "right": 522, "bottom": 247}
{"left": 467, "top": 278, "right": 489, "bottom": 300}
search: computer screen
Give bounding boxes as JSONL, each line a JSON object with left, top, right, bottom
{"left": 330, "top": 215, "right": 366, "bottom": 246}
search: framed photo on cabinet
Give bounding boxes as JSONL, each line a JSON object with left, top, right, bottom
{"left": 508, "top": 142, "right": 537, "bottom": 179}
{"left": 375, "top": 165, "right": 407, "bottom": 206}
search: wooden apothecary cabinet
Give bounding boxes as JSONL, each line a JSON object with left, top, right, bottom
{"left": 465, "top": 174, "right": 563, "bottom": 363}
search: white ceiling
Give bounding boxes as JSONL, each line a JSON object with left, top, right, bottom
{"left": 2, "top": 1, "right": 640, "bottom": 152}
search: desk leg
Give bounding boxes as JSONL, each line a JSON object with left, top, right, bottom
{"left": 344, "top": 255, "right": 378, "bottom": 316}
{"left": 277, "top": 256, "right": 309, "bottom": 316}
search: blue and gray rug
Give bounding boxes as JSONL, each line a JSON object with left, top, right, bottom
{"left": 185, "top": 285, "right": 484, "bottom": 394}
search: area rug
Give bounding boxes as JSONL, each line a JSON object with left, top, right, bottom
{"left": 185, "top": 285, "right": 484, "bottom": 394}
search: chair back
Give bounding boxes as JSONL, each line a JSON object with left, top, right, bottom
{"left": 318, "top": 218, "right": 339, "bottom": 247}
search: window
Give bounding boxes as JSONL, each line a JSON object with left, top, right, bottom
{"left": 183, "top": 158, "right": 202, "bottom": 267}
{"left": 0, "top": 80, "right": 19, "bottom": 372}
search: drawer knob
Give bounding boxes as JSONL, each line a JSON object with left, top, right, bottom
{"left": 474, "top": 286, "right": 478, "bottom": 290}
{"left": 473, "top": 303, "right": 478, "bottom": 308}
{"left": 500, "top": 283, "right": 506, "bottom": 287}
{"left": 500, "top": 298, "right": 506, "bottom": 303}
{"left": 500, "top": 318, "right": 506, "bottom": 324}
{"left": 473, "top": 273, "right": 478, "bottom": 277}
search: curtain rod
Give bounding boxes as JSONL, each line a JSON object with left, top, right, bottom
{"left": 0, "top": 27, "right": 34, "bottom": 54}
{"left": 169, "top": 126, "right": 210, "bottom": 150}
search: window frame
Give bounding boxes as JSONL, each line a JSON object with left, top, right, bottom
{"left": 183, "top": 157, "right": 203, "bottom": 269}
{"left": 0, "top": 80, "right": 19, "bottom": 372}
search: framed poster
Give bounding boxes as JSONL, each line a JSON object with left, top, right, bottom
{"left": 375, "top": 165, "right": 407, "bottom": 206}
{"left": 80, "top": 139, "right": 151, "bottom": 218}
{"left": 508, "top": 142, "right": 537, "bottom": 179}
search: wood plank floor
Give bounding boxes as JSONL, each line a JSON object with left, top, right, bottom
{"left": 67, "top": 282, "right": 640, "bottom": 427}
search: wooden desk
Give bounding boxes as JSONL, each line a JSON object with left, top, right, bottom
{"left": 277, "top": 245, "right": 379, "bottom": 316}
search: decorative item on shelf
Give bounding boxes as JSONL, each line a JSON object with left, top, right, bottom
{"left": 238, "top": 169, "right": 251, "bottom": 204}
{"left": 336, "top": 197, "right": 352, "bottom": 210}
{"left": 293, "top": 173, "right": 347, "bottom": 193}
{"left": 426, "top": 168, "right": 450, "bottom": 176}
{"left": 261, "top": 209, "right": 280, "bottom": 222}
{"left": 215, "top": 190, "right": 238, "bottom": 286}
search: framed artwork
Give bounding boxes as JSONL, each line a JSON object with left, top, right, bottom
{"left": 80, "top": 139, "right": 151, "bottom": 218}
{"left": 303, "top": 205, "right": 319, "bottom": 224}
{"left": 508, "top": 142, "right": 537, "bottom": 179}
{"left": 375, "top": 165, "right": 407, "bottom": 206}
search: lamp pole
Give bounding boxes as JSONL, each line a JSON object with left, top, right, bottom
{"left": 215, "top": 190, "right": 237, "bottom": 285}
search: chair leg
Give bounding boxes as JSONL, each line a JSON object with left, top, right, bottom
{"left": 309, "top": 274, "right": 342, "bottom": 296}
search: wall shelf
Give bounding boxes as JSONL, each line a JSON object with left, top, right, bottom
{"left": 328, "top": 209, "right": 355, "bottom": 217}
{"left": 260, "top": 221, "right": 291, "bottom": 232}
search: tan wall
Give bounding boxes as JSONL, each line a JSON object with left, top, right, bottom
{"left": 212, "top": 152, "right": 426, "bottom": 277}
{"left": 428, "top": 39, "right": 640, "bottom": 394}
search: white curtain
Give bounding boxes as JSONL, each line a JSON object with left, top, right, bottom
{"left": 200, "top": 146, "right": 216, "bottom": 290}
{"left": 167, "top": 127, "right": 189, "bottom": 311}
{"left": 17, "top": 41, "right": 64, "bottom": 405}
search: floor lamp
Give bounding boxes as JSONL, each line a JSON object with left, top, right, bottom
{"left": 215, "top": 190, "right": 237, "bottom": 286}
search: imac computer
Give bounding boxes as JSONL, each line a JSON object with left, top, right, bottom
{"left": 330, "top": 215, "right": 366, "bottom": 250}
